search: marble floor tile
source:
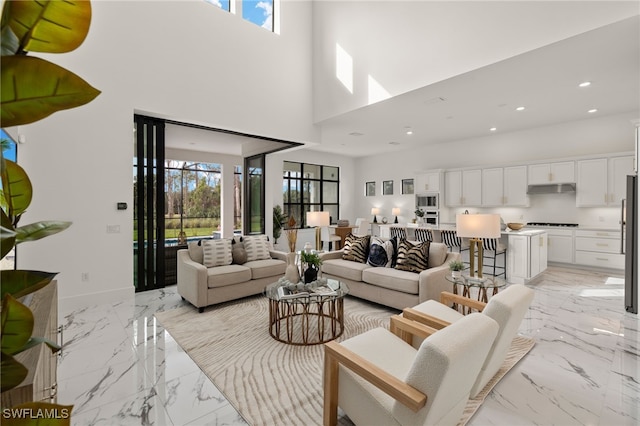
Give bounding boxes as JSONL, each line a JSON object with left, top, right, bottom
{"left": 56, "top": 266, "right": 638, "bottom": 425}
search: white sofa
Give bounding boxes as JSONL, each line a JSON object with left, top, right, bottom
{"left": 177, "top": 237, "right": 287, "bottom": 312}
{"left": 320, "top": 241, "right": 460, "bottom": 310}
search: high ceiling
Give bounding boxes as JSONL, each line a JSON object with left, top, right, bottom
{"left": 166, "top": 16, "right": 639, "bottom": 159}
{"left": 310, "top": 15, "right": 640, "bottom": 158}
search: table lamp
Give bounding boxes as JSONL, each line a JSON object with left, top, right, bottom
{"left": 306, "top": 211, "right": 330, "bottom": 251}
{"left": 371, "top": 207, "right": 380, "bottom": 223}
{"left": 392, "top": 207, "right": 401, "bottom": 224}
{"left": 456, "top": 213, "right": 501, "bottom": 278}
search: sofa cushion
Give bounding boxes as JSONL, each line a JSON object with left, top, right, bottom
{"left": 395, "top": 240, "right": 430, "bottom": 273}
{"left": 342, "top": 233, "right": 370, "bottom": 263}
{"left": 203, "top": 239, "right": 233, "bottom": 267}
{"left": 362, "top": 267, "right": 419, "bottom": 295}
{"left": 245, "top": 258, "right": 286, "bottom": 279}
{"left": 188, "top": 241, "right": 204, "bottom": 264}
{"left": 243, "top": 235, "right": 271, "bottom": 261}
{"left": 367, "top": 236, "right": 395, "bottom": 268}
{"left": 232, "top": 247, "right": 248, "bottom": 264}
{"left": 323, "top": 258, "right": 371, "bottom": 282}
{"left": 428, "top": 242, "right": 448, "bottom": 268}
{"left": 206, "top": 264, "right": 252, "bottom": 288}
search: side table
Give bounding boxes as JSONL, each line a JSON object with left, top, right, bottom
{"left": 445, "top": 274, "right": 506, "bottom": 314}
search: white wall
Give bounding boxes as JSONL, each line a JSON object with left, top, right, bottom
{"left": 352, "top": 112, "right": 638, "bottom": 227}
{"left": 312, "top": 1, "right": 638, "bottom": 122}
{"left": 14, "top": 0, "right": 315, "bottom": 311}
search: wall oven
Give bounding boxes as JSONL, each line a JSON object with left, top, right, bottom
{"left": 416, "top": 193, "right": 439, "bottom": 210}
{"left": 423, "top": 210, "right": 439, "bottom": 226}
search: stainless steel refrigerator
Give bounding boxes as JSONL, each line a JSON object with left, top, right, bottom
{"left": 624, "top": 174, "right": 638, "bottom": 314}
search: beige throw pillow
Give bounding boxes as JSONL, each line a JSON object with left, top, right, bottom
{"left": 243, "top": 235, "right": 271, "bottom": 262}
{"left": 202, "top": 239, "right": 233, "bottom": 267}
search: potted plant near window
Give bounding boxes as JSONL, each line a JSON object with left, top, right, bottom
{"left": 301, "top": 251, "right": 323, "bottom": 284}
{"left": 272, "top": 205, "right": 287, "bottom": 244}
{"left": 449, "top": 260, "right": 465, "bottom": 278}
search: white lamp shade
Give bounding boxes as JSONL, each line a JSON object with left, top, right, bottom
{"left": 371, "top": 207, "right": 380, "bottom": 215}
{"left": 392, "top": 208, "right": 401, "bottom": 216}
{"left": 456, "top": 214, "right": 501, "bottom": 238}
{"left": 307, "top": 211, "right": 330, "bottom": 227}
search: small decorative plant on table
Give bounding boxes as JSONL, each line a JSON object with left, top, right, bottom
{"left": 414, "top": 208, "right": 425, "bottom": 223}
{"left": 449, "top": 260, "right": 465, "bottom": 278}
{"left": 301, "top": 251, "right": 323, "bottom": 284}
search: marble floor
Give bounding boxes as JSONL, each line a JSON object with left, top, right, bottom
{"left": 57, "top": 266, "right": 639, "bottom": 425}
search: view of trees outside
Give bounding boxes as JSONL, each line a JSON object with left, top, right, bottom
{"left": 134, "top": 160, "right": 242, "bottom": 244}
{"left": 282, "top": 161, "right": 339, "bottom": 227}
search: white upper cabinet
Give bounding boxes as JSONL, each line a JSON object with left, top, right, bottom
{"left": 481, "top": 168, "right": 503, "bottom": 206}
{"left": 576, "top": 158, "right": 608, "bottom": 206}
{"left": 608, "top": 156, "right": 634, "bottom": 205}
{"left": 503, "top": 165, "right": 529, "bottom": 207}
{"left": 445, "top": 169, "right": 482, "bottom": 207}
{"left": 528, "top": 161, "right": 575, "bottom": 184}
{"left": 415, "top": 170, "right": 442, "bottom": 193}
{"left": 576, "top": 156, "right": 634, "bottom": 206}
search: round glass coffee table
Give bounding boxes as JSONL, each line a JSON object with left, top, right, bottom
{"left": 445, "top": 273, "right": 506, "bottom": 313}
{"left": 265, "top": 278, "right": 349, "bottom": 346}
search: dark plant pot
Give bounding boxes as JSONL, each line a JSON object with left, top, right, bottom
{"left": 304, "top": 266, "right": 318, "bottom": 284}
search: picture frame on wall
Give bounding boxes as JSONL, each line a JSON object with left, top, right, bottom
{"left": 365, "top": 181, "right": 375, "bottom": 196}
{"left": 383, "top": 180, "right": 393, "bottom": 195}
{"left": 402, "top": 178, "right": 414, "bottom": 195}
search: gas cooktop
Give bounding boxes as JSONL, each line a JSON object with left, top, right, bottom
{"left": 526, "top": 222, "right": 579, "bottom": 227}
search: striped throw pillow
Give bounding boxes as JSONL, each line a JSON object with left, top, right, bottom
{"left": 395, "top": 240, "right": 430, "bottom": 273}
{"left": 202, "top": 239, "right": 233, "bottom": 267}
{"left": 342, "top": 233, "right": 370, "bottom": 263}
{"left": 243, "top": 235, "right": 271, "bottom": 261}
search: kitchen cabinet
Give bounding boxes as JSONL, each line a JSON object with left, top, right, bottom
{"left": 576, "top": 156, "right": 634, "bottom": 206}
{"left": 482, "top": 168, "right": 503, "bottom": 206}
{"left": 608, "top": 156, "right": 634, "bottom": 204}
{"left": 576, "top": 158, "right": 608, "bottom": 206}
{"left": 547, "top": 228, "right": 574, "bottom": 264}
{"left": 445, "top": 169, "right": 482, "bottom": 207}
{"left": 507, "top": 231, "right": 547, "bottom": 284}
{"left": 574, "top": 229, "right": 624, "bottom": 269}
{"left": 415, "top": 170, "right": 442, "bottom": 193}
{"left": 528, "top": 161, "right": 575, "bottom": 185}
{"left": 503, "top": 166, "right": 529, "bottom": 206}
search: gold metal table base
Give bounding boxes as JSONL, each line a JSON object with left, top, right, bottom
{"left": 268, "top": 297, "right": 345, "bottom": 345}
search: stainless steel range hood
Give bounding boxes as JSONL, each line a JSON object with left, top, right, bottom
{"left": 527, "top": 183, "right": 576, "bottom": 194}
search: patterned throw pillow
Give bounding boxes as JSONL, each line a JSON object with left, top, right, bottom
{"left": 202, "top": 239, "right": 233, "bottom": 267}
{"left": 243, "top": 235, "right": 271, "bottom": 261}
{"left": 342, "top": 233, "right": 370, "bottom": 263}
{"left": 395, "top": 240, "right": 430, "bottom": 273}
{"left": 367, "top": 236, "right": 395, "bottom": 267}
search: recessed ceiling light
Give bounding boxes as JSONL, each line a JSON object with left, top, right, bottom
{"left": 490, "top": 127, "right": 497, "bottom": 132}
{"left": 588, "top": 108, "right": 598, "bottom": 113}
{"left": 579, "top": 81, "right": 591, "bottom": 88}
{"left": 404, "top": 127, "right": 413, "bottom": 135}
{"left": 516, "top": 106, "right": 525, "bottom": 111}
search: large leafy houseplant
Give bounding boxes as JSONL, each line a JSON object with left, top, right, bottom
{"left": 0, "top": 0, "right": 100, "bottom": 421}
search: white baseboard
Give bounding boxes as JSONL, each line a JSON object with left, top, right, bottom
{"left": 59, "top": 286, "right": 134, "bottom": 315}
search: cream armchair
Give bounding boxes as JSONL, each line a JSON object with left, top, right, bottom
{"left": 402, "top": 284, "right": 534, "bottom": 398}
{"left": 323, "top": 312, "right": 499, "bottom": 426}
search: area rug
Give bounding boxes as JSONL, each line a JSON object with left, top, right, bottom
{"left": 155, "top": 295, "right": 534, "bottom": 425}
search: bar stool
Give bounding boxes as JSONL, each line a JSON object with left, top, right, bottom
{"left": 440, "top": 230, "right": 469, "bottom": 253}
{"left": 390, "top": 226, "right": 407, "bottom": 240}
{"left": 481, "top": 238, "right": 507, "bottom": 278}
{"left": 414, "top": 228, "right": 433, "bottom": 243}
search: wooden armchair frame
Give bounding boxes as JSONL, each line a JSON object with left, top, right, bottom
{"left": 400, "top": 291, "right": 486, "bottom": 334}
{"left": 323, "top": 316, "right": 438, "bottom": 426}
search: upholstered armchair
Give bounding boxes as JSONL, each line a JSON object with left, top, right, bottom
{"left": 402, "top": 284, "right": 534, "bottom": 398}
{"left": 323, "top": 312, "right": 499, "bottom": 426}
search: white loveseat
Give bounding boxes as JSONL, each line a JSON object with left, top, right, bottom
{"left": 177, "top": 236, "right": 287, "bottom": 312}
{"left": 320, "top": 240, "right": 460, "bottom": 310}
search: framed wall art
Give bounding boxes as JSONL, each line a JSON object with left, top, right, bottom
{"left": 402, "top": 178, "right": 414, "bottom": 195}
{"left": 383, "top": 180, "right": 394, "bottom": 195}
{"left": 365, "top": 181, "right": 375, "bottom": 196}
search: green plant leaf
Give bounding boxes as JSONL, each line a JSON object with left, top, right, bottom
{"left": 0, "top": 270, "right": 57, "bottom": 300}
{"left": 13, "top": 335, "right": 61, "bottom": 356}
{"left": 0, "top": 351, "right": 28, "bottom": 393}
{"left": 2, "top": 0, "right": 92, "bottom": 54}
{"left": 1, "top": 401, "right": 73, "bottom": 425}
{"left": 15, "top": 221, "right": 71, "bottom": 244}
{"left": 1, "top": 208, "right": 16, "bottom": 259}
{"left": 0, "top": 294, "right": 34, "bottom": 355}
{"left": 1, "top": 55, "right": 101, "bottom": 127}
{"left": 0, "top": 158, "right": 32, "bottom": 220}
{"left": 1, "top": 21, "right": 19, "bottom": 55}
